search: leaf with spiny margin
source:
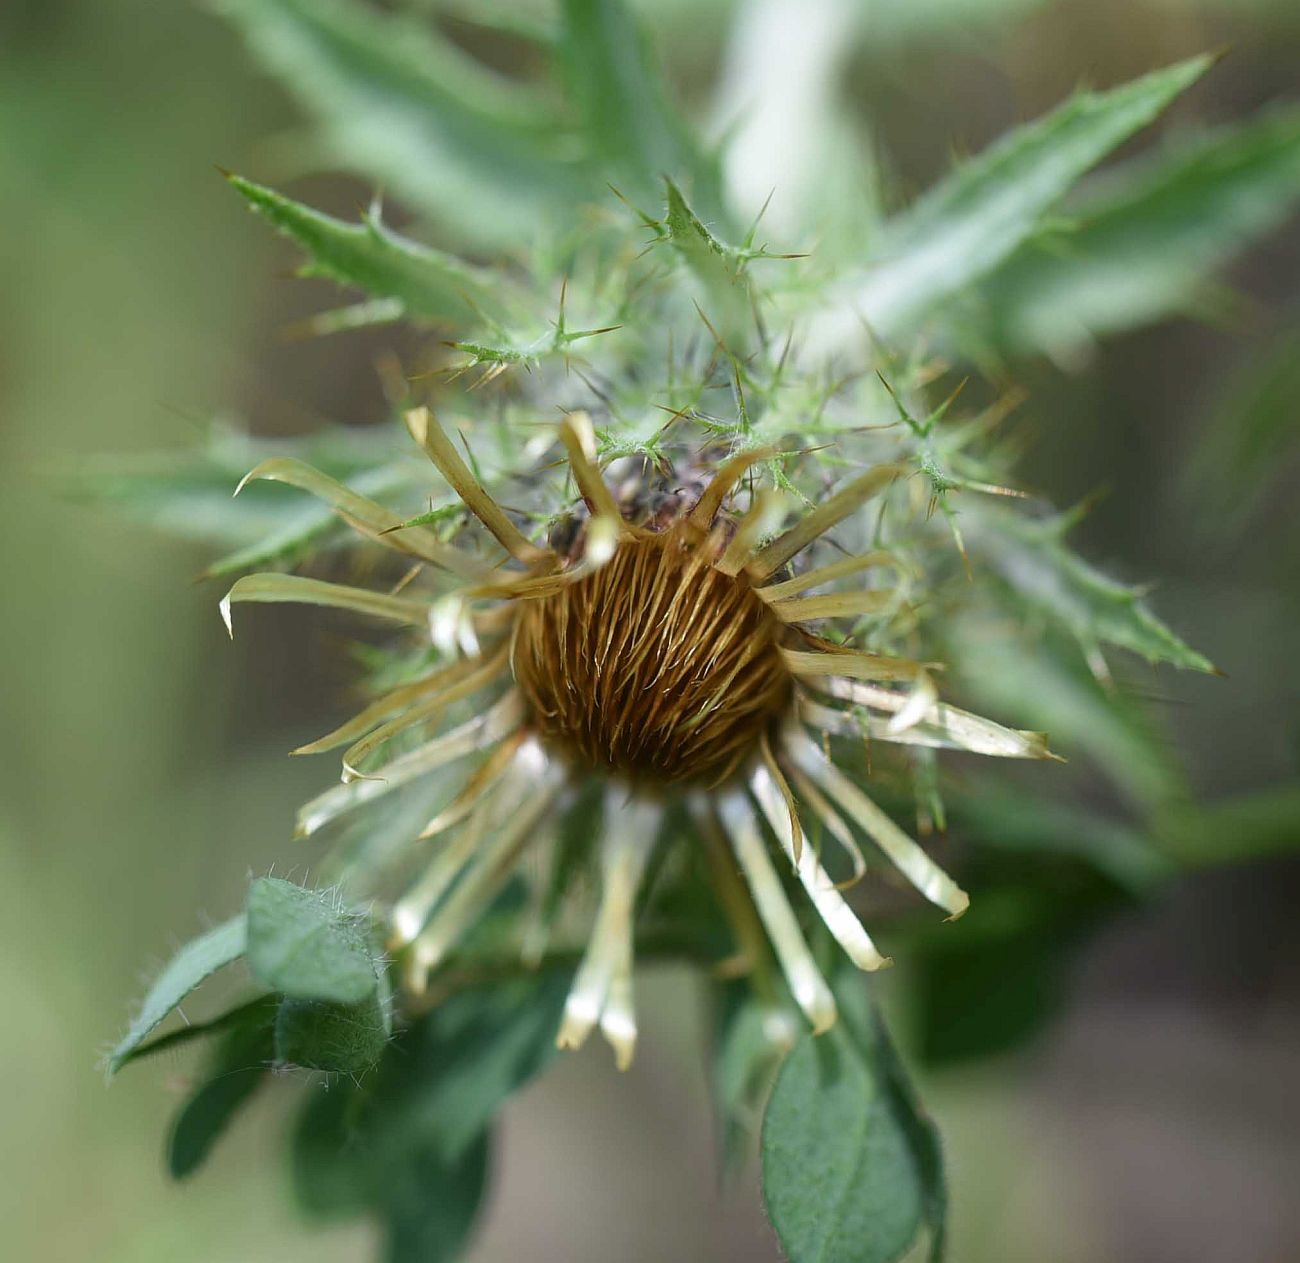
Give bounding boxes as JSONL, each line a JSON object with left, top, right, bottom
{"left": 806, "top": 54, "right": 1214, "bottom": 356}
{"left": 761, "top": 967, "right": 945, "bottom": 1263}
{"left": 973, "top": 106, "right": 1300, "bottom": 357}
{"left": 167, "top": 997, "right": 278, "bottom": 1178}
{"left": 218, "top": 0, "right": 581, "bottom": 248}
{"left": 971, "top": 504, "right": 1216, "bottom": 672}
{"left": 109, "top": 915, "right": 247, "bottom": 1074}
{"left": 227, "top": 173, "right": 510, "bottom": 327}
{"left": 558, "top": 0, "right": 723, "bottom": 216}
{"left": 245, "top": 877, "right": 383, "bottom": 1005}
{"left": 949, "top": 614, "right": 1186, "bottom": 812}
{"left": 661, "top": 179, "right": 753, "bottom": 336}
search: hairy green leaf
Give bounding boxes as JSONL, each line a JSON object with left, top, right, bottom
{"left": 808, "top": 54, "right": 1213, "bottom": 354}
{"left": 219, "top": 0, "right": 579, "bottom": 247}
{"left": 290, "top": 1078, "right": 492, "bottom": 1262}
{"left": 246, "top": 878, "right": 383, "bottom": 1005}
{"left": 123, "top": 994, "right": 278, "bottom": 1066}
{"left": 976, "top": 107, "right": 1300, "bottom": 356}
{"left": 762, "top": 995, "right": 926, "bottom": 1263}
{"left": 287, "top": 975, "right": 563, "bottom": 1255}
{"left": 275, "top": 990, "right": 391, "bottom": 1076}
{"left": 110, "top": 915, "right": 247, "bottom": 1074}
{"left": 167, "top": 999, "right": 278, "bottom": 1178}
{"left": 226, "top": 173, "right": 509, "bottom": 326}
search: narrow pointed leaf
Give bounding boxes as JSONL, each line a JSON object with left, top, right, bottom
{"left": 972, "top": 505, "right": 1216, "bottom": 672}
{"left": 227, "top": 173, "right": 509, "bottom": 325}
{"left": 978, "top": 106, "right": 1300, "bottom": 355}
{"left": 219, "top": 0, "right": 580, "bottom": 246}
{"left": 167, "top": 999, "right": 278, "bottom": 1179}
{"left": 559, "top": 0, "right": 722, "bottom": 213}
{"left": 110, "top": 915, "right": 247, "bottom": 1074}
{"left": 808, "top": 54, "right": 1214, "bottom": 355}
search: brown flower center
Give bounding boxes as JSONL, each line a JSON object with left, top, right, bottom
{"left": 511, "top": 528, "right": 793, "bottom": 786}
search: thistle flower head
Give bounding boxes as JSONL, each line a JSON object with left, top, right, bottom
{"left": 223, "top": 400, "right": 1054, "bottom": 1068}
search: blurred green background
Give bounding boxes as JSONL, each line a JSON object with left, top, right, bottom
{"left": 2, "top": 1, "right": 1298, "bottom": 1260}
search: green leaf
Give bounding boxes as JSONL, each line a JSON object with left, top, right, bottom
{"left": 383, "top": 1133, "right": 492, "bottom": 1263}
{"left": 976, "top": 107, "right": 1300, "bottom": 356}
{"left": 905, "top": 852, "right": 1129, "bottom": 1065}
{"left": 274, "top": 990, "right": 391, "bottom": 1076}
{"left": 291, "top": 1083, "right": 373, "bottom": 1222}
{"left": 1188, "top": 325, "right": 1300, "bottom": 528}
{"left": 123, "top": 994, "right": 278, "bottom": 1066}
{"left": 956, "top": 780, "right": 1173, "bottom": 892}
{"left": 245, "top": 877, "right": 382, "bottom": 1005}
{"left": 372, "top": 969, "right": 572, "bottom": 1162}
{"left": 863, "top": 999, "right": 948, "bottom": 1263}
{"left": 110, "top": 915, "right": 247, "bottom": 1074}
{"left": 661, "top": 179, "right": 752, "bottom": 334}
{"left": 290, "top": 1078, "right": 492, "bottom": 1262}
{"left": 1163, "top": 782, "right": 1300, "bottom": 869}
{"left": 559, "top": 0, "right": 721, "bottom": 212}
{"left": 711, "top": 983, "right": 788, "bottom": 1174}
{"left": 219, "top": 0, "right": 581, "bottom": 248}
{"left": 63, "top": 422, "right": 416, "bottom": 552}
{"left": 167, "top": 998, "right": 278, "bottom": 1179}
{"left": 226, "top": 173, "right": 509, "bottom": 326}
{"left": 951, "top": 622, "right": 1184, "bottom": 812}
{"left": 762, "top": 990, "right": 926, "bottom": 1263}
{"left": 971, "top": 504, "right": 1216, "bottom": 672}
{"left": 808, "top": 54, "right": 1214, "bottom": 353}
{"left": 288, "top": 975, "right": 563, "bottom": 1256}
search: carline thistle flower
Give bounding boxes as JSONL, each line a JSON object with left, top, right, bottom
{"left": 222, "top": 406, "right": 1053, "bottom": 1069}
